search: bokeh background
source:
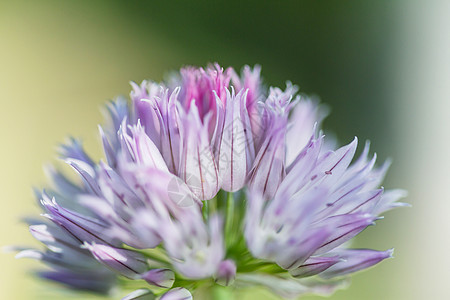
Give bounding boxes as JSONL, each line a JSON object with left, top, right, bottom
{"left": 1, "top": 0, "right": 449, "bottom": 299}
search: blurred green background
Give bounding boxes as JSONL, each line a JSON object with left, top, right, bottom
{"left": 1, "top": 0, "right": 448, "bottom": 299}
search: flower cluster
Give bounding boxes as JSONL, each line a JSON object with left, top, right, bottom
{"left": 16, "top": 64, "right": 406, "bottom": 299}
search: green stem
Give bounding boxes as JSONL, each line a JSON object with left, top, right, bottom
{"left": 202, "top": 199, "right": 209, "bottom": 221}
{"left": 225, "top": 192, "right": 234, "bottom": 246}
{"left": 210, "top": 195, "right": 217, "bottom": 215}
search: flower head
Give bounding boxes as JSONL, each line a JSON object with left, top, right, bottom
{"left": 16, "top": 64, "right": 407, "bottom": 299}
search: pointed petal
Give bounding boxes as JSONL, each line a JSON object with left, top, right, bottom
{"left": 286, "top": 98, "right": 329, "bottom": 166}
{"left": 159, "top": 288, "right": 192, "bottom": 300}
{"left": 122, "top": 289, "right": 156, "bottom": 300}
{"left": 85, "top": 243, "right": 148, "bottom": 279}
{"left": 372, "top": 189, "right": 409, "bottom": 215}
{"left": 314, "top": 214, "right": 376, "bottom": 255}
{"left": 41, "top": 194, "right": 118, "bottom": 246}
{"left": 29, "top": 223, "right": 83, "bottom": 254}
{"left": 249, "top": 118, "right": 286, "bottom": 199}
{"left": 215, "top": 259, "right": 237, "bottom": 286}
{"left": 320, "top": 248, "right": 394, "bottom": 279}
{"left": 141, "top": 269, "right": 175, "bottom": 289}
{"left": 130, "top": 80, "right": 162, "bottom": 147}
{"left": 289, "top": 256, "right": 341, "bottom": 278}
{"left": 102, "top": 97, "right": 129, "bottom": 149}
{"left": 178, "top": 102, "right": 220, "bottom": 200}
{"left": 65, "top": 158, "right": 101, "bottom": 196}
{"left": 59, "top": 138, "right": 95, "bottom": 167}
{"left": 217, "top": 89, "right": 253, "bottom": 191}
{"left": 99, "top": 125, "right": 118, "bottom": 168}
{"left": 122, "top": 123, "right": 169, "bottom": 171}
{"left": 236, "top": 273, "right": 346, "bottom": 299}
{"left": 39, "top": 270, "right": 116, "bottom": 294}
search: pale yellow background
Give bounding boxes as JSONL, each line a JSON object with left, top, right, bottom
{"left": 1, "top": 1, "right": 449, "bottom": 299}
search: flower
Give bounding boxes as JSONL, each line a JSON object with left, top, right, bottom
{"left": 15, "top": 64, "right": 407, "bottom": 299}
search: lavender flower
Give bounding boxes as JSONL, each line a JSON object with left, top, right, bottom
{"left": 16, "top": 64, "right": 407, "bottom": 299}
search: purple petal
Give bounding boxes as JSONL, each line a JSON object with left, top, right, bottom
{"left": 65, "top": 158, "right": 101, "bottom": 196}
{"left": 85, "top": 243, "right": 148, "bottom": 279}
{"left": 122, "top": 289, "right": 156, "bottom": 300}
{"left": 314, "top": 214, "right": 376, "bottom": 255}
{"left": 121, "top": 122, "right": 169, "bottom": 171}
{"left": 216, "top": 89, "right": 254, "bottom": 192}
{"left": 285, "top": 97, "right": 329, "bottom": 166}
{"left": 147, "top": 88, "right": 183, "bottom": 173}
{"left": 159, "top": 287, "right": 192, "bottom": 300}
{"left": 320, "top": 248, "right": 394, "bottom": 279}
{"left": 141, "top": 269, "right": 175, "bottom": 289}
{"left": 311, "top": 137, "right": 358, "bottom": 190}
{"left": 16, "top": 248, "right": 96, "bottom": 271}
{"left": 130, "top": 80, "right": 163, "bottom": 148}
{"left": 281, "top": 135, "right": 323, "bottom": 195}
{"left": 29, "top": 223, "right": 84, "bottom": 254}
{"left": 99, "top": 125, "right": 118, "bottom": 168}
{"left": 39, "top": 270, "right": 115, "bottom": 294}
{"left": 44, "top": 165, "right": 83, "bottom": 197}
{"left": 372, "top": 189, "right": 409, "bottom": 215}
{"left": 215, "top": 259, "right": 237, "bottom": 286}
{"left": 59, "top": 138, "right": 95, "bottom": 167}
{"left": 236, "top": 273, "right": 346, "bottom": 299}
{"left": 289, "top": 256, "right": 341, "bottom": 278}
{"left": 248, "top": 115, "right": 287, "bottom": 199}
{"left": 178, "top": 101, "right": 220, "bottom": 200}
{"left": 40, "top": 193, "right": 119, "bottom": 246}
{"left": 162, "top": 213, "right": 224, "bottom": 279}
{"left": 102, "top": 97, "right": 129, "bottom": 149}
